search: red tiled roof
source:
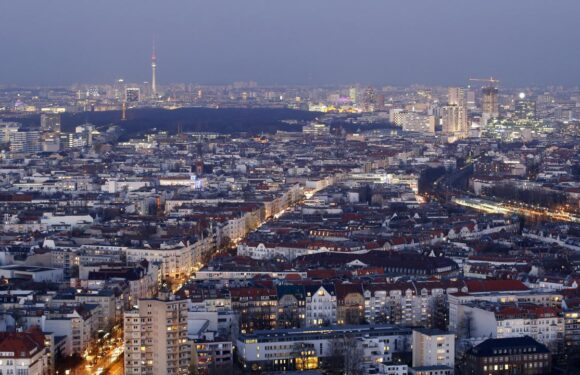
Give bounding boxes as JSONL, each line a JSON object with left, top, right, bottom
{"left": 0, "top": 331, "right": 45, "bottom": 359}
{"left": 465, "top": 279, "right": 529, "bottom": 293}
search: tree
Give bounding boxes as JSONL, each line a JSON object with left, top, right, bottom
{"left": 326, "top": 335, "right": 363, "bottom": 375}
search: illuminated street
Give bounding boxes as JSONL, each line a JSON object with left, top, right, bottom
{"left": 453, "top": 197, "right": 580, "bottom": 223}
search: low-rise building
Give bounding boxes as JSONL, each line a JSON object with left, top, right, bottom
{"left": 464, "top": 336, "right": 551, "bottom": 375}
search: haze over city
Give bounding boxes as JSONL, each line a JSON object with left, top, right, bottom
{"left": 1, "top": 0, "right": 580, "bottom": 86}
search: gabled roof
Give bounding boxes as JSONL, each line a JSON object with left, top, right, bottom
{"left": 335, "top": 282, "right": 364, "bottom": 300}
{"left": 0, "top": 331, "right": 45, "bottom": 359}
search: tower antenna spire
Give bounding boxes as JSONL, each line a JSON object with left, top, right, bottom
{"left": 151, "top": 37, "right": 157, "bottom": 99}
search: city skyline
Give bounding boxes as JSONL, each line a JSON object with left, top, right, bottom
{"left": 1, "top": 0, "right": 579, "bottom": 86}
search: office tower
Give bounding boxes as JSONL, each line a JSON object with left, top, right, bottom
{"left": 40, "top": 113, "right": 61, "bottom": 132}
{"left": 126, "top": 88, "right": 141, "bottom": 103}
{"left": 362, "top": 86, "right": 376, "bottom": 111}
{"left": 514, "top": 92, "right": 536, "bottom": 120}
{"left": 412, "top": 328, "right": 455, "bottom": 369}
{"left": 466, "top": 88, "right": 476, "bottom": 110}
{"left": 115, "top": 78, "right": 125, "bottom": 101}
{"left": 482, "top": 86, "right": 499, "bottom": 118}
{"left": 9, "top": 130, "right": 41, "bottom": 153}
{"left": 448, "top": 87, "right": 465, "bottom": 107}
{"left": 151, "top": 42, "right": 157, "bottom": 98}
{"left": 375, "top": 93, "right": 385, "bottom": 111}
{"left": 124, "top": 296, "right": 191, "bottom": 375}
{"left": 349, "top": 87, "right": 357, "bottom": 103}
{"left": 536, "top": 92, "right": 554, "bottom": 118}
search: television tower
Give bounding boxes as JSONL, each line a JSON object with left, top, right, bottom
{"left": 151, "top": 40, "right": 157, "bottom": 98}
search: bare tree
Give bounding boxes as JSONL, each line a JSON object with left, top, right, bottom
{"left": 326, "top": 335, "right": 363, "bottom": 375}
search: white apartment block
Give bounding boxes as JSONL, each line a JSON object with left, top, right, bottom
{"left": 412, "top": 329, "right": 455, "bottom": 369}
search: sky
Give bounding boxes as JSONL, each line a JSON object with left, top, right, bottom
{"left": 0, "top": 0, "right": 578, "bottom": 87}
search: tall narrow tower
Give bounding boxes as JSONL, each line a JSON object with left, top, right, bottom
{"left": 151, "top": 41, "right": 157, "bottom": 98}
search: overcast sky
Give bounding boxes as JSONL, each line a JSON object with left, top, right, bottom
{"left": 0, "top": 0, "right": 578, "bottom": 87}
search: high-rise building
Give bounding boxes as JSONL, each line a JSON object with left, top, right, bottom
{"left": 514, "top": 92, "right": 536, "bottom": 120}
{"left": 151, "top": 42, "right": 157, "bottom": 98}
{"left": 448, "top": 87, "right": 465, "bottom": 107}
{"left": 466, "top": 88, "right": 476, "bottom": 110}
{"left": 126, "top": 88, "right": 141, "bottom": 103}
{"left": 441, "top": 105, "right": 468, "bottom": 138}
{"left": 40, "top": 113, "right": 61, "bottom": 133}
{"left": 389, "top": 108, "right": 405, "bottom": 125}
{"left": 482, "top": 86, "right": 499, "bottom": 118}
{"left": 124, "top": 296, "right": 191, "bottom": 375}
{"left": 362, "top": 86, "right": 376, "bottom": 112}
{"left": 348, "top": 87, "right": 358, "bottom": 104}
{"left": 375, "top": 93, "right": 385, "bottom": 111}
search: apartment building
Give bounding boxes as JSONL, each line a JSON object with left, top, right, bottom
{"left": 124, "top": 296, "right": 191, "bottom": 375}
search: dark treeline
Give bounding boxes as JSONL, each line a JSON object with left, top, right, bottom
{"left": 4, "top": 107, "right": 396, "bottom": 138}
{"left": 486, "top": 183, "right": 568, "bottom": 209}
{"left": 70, "top": 107, "right": 319, "bottom": 136}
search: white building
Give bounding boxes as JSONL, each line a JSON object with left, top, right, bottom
{"left": 236, "top": 325, "right": 411, "bottom": 372}
{"left": 40, "top": 212, "right": 94, "bottom": 228}
{"left": 237, "top": 242, "right": 327, "bottom": 261}
{"left": 454, "top": 302, "right": 563, "bottom": 353}
{"left": 412, "top": 328, "right": 455, "bottom": 372}
{"left": 125, "top": 241, "right": 193, "bottom": 280}
{"left": 304, "top": 285, "right": 337, "bottom": 326}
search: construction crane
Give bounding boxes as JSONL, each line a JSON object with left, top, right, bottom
{"left": 469, "top": 77, "right": 500, "bottom": 87}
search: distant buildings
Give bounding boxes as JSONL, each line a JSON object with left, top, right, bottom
{"left": 40, "top": 113, "right": 61, "bottom": 133}
{"left": 125, "top": 87, "right": 141, "bottom": 103}
{"left": 514, "top": 92, "right": 536, "bottom": 120}
{"left": 9, "top": 130, "right": 41, "bottom": 153}
{"left": 302, "top": 122, "right": 330, "bottom": 136}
